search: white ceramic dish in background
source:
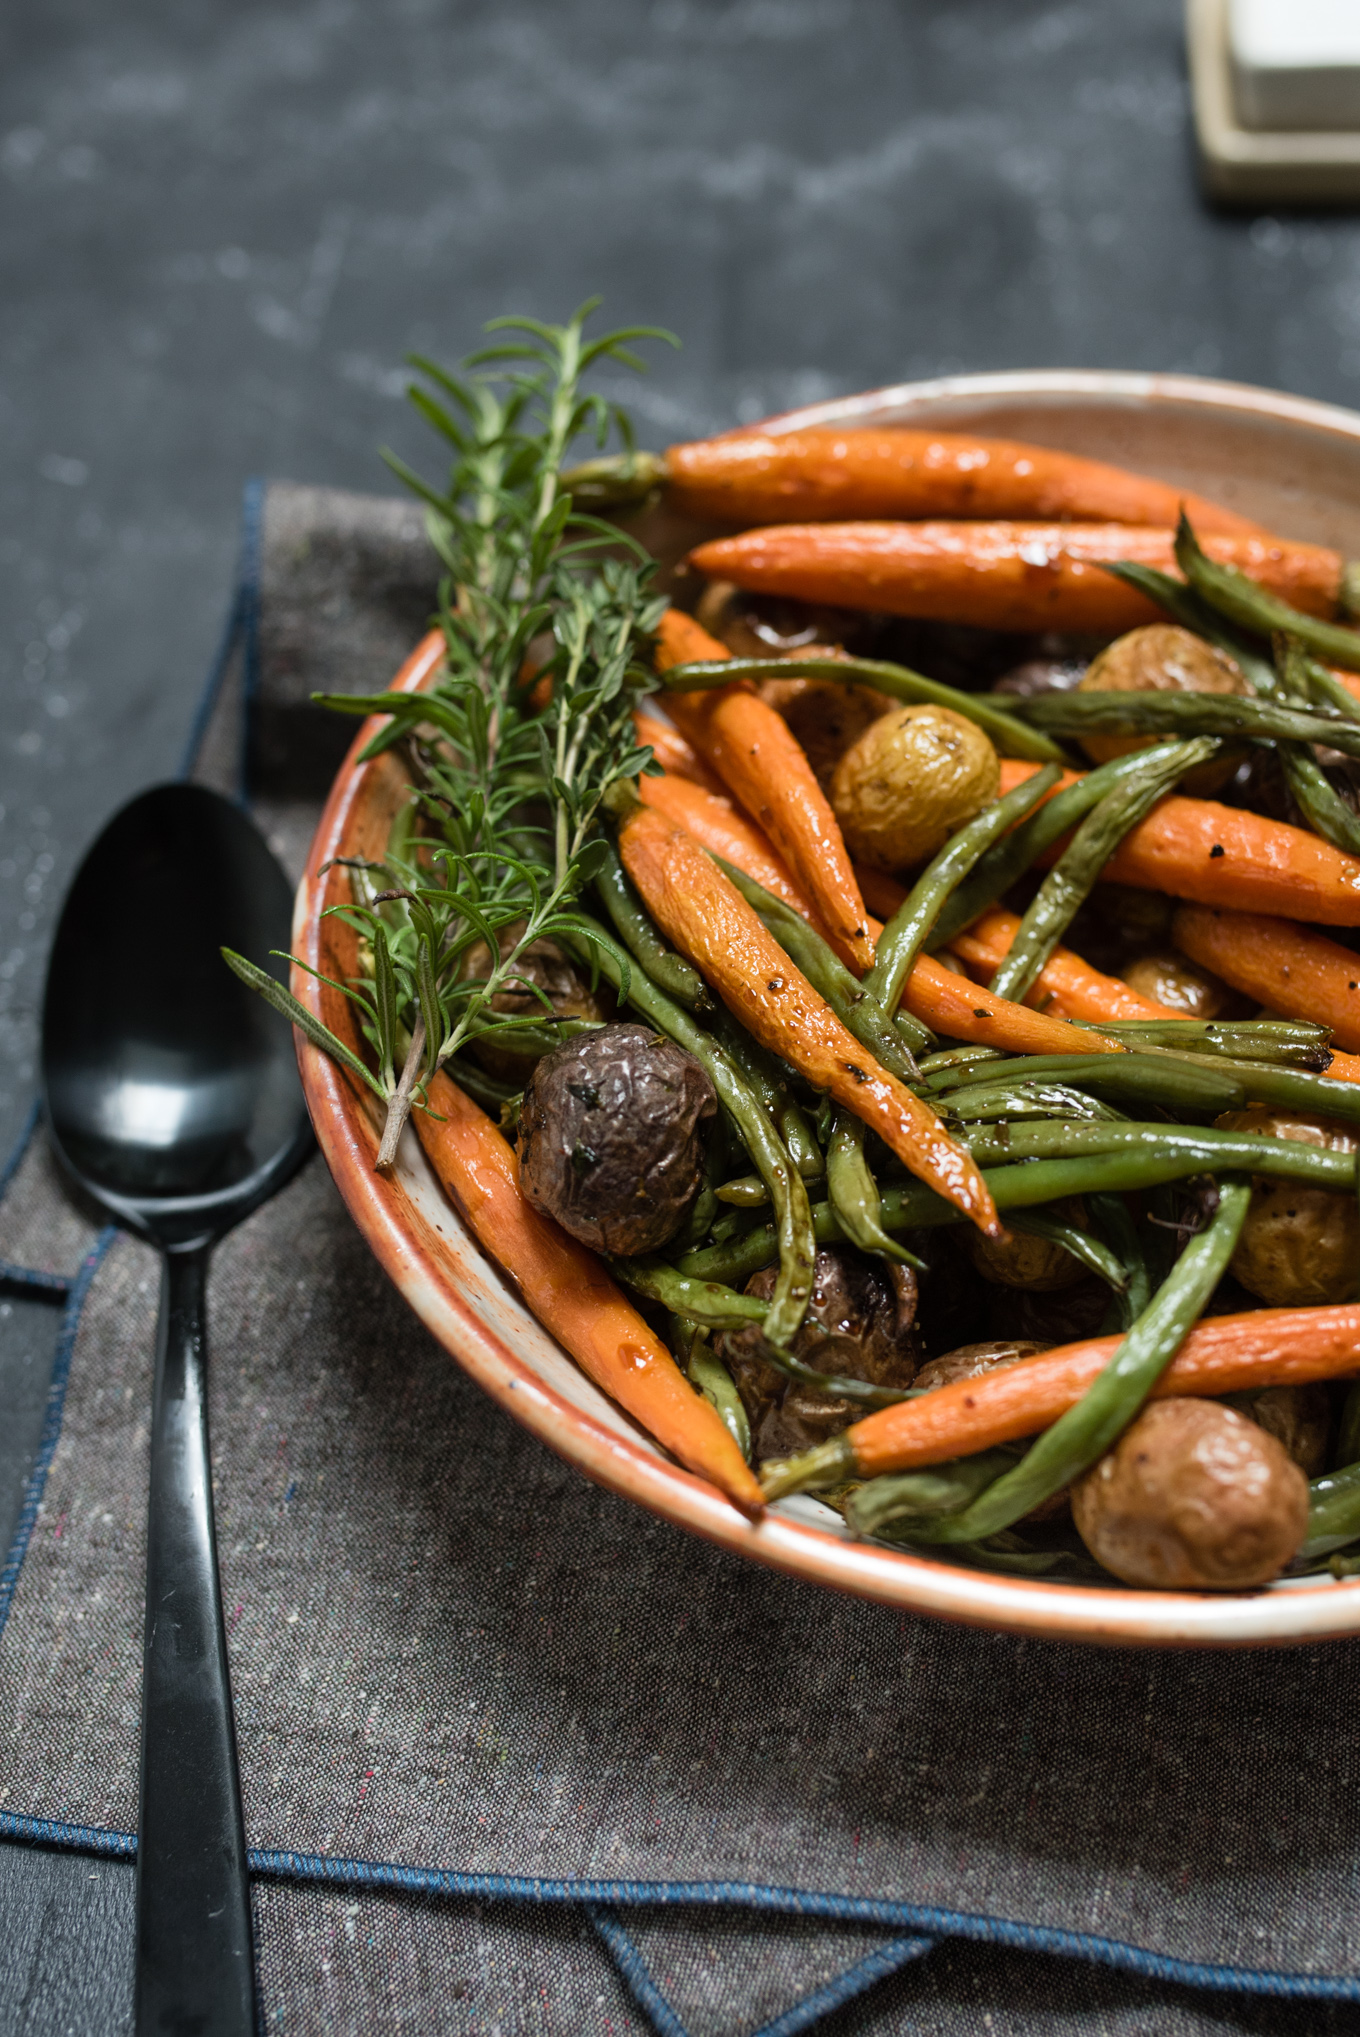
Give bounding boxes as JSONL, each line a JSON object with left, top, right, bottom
{"left": 294, "top": 369, "right": 1360, "bottom": 1649}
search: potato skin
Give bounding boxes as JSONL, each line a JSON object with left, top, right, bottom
{"left": 1077, "top": 623, "right": 1248, "bottom": 794}
{"left": 965, "top": 1197, "right": 1088, "bottom": 1292}
{"left": 912, "top": 1339, "right": 1047, "bottom": 1392}
{"left": 830, "top": 704, "right": 999, "bottom": 873}
{"left": 518, "top": 1024, "right": 715, "bottom": 1255}
{"left": 1214, "top": 1107, "right": 1360, "bottom": 1307}
{"left": 463, "top": 925, "right": 614, "bottom": 1080}
{"left": 717, "top": 1247, "right": 919, "bottom": 1460}
{"left": 1239, "top": 1384, "right": 1331, "bottom": 1478}
{"left": 757, "top": 674, "right": 897, "bottom": 793}
{"left": 1072, "top": 1397, "right": 1309, "bottom": 1589}
{"left": 1121, "top": 947, "right": 1243, "bottom": 1019}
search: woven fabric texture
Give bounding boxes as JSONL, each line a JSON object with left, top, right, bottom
{"left": 5, "top": 483, "right": 1360, "bottom": 2036}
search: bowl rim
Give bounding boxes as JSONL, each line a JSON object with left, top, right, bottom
{"left": 292, "top": 367, "right": 1360, "bottom": 1649}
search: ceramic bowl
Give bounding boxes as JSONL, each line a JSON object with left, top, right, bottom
{"left": 293, "top": 368, "right": 1360, "bottom": 1648}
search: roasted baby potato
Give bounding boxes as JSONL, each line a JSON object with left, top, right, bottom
{"left": 965, "top": 1198, "right": 1089, "bottom": 1291}
{"left": 717, "top": 1246, "right": 918, "bottom": 1460}
{"left": 912, "top": 1339, "right": 1048, "bottom": 1392}
{"left": 1214, "top": 1106, "right": 1360, "bottom": 1307}
{"left": 830, "top": 704, "right": 999, "bottom": 872}
{"left": 1076, "top": 623, "right": 1248, "bottom": 794}
{"left": 1071, "top": 1397, "right": 1309, "bottom": 1590}
{"left": 1121, "top": 947, "right": 1244, "bottom": 1019}
{"left": 1237, "top": 1383, "right": 1331, "bottom": 1478}
{"left": 756, "top": 672, "right": 898, "bottom": 793}
{"left": 518, "top": 1023, "right": 716, "bottom": 1255}
{"left": 463, "top": 925, "right": 614, "bottom": 1080}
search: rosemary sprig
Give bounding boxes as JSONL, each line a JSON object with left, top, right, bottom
{"left": 225, "top": 303, "right": 675, "bottom": 1165}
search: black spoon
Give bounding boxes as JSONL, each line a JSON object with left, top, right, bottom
{"left": 41, "top": 782, "right": 313, "bottom": 2037}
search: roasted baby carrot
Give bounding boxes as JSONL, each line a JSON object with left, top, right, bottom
{"left": 999, "top": 759, "right": 1360, "bottom": 926}
{"left": 655, "top": 609, "right": 875, "bottom": 972}
{"left": 946, "top": 906, "right": 1177, "bottom": 1024}
{"left": 616, "top": 797, "right": 1001, "bottom": 1234}
{"left": 1172, "top": 905, "right": 1360, "bottom": 1054}
{"left": 638, "top": 771, "right": 818, "bottom": 921}
{"left": 657, "top": 428, "right": 1266, "bottom": 534}
{"left": 688, "top": 524, "right": 1342, "bottom": 637}
{"left": 655, "top": 606, "right": 739, "bottom": 675}
{"left": 415, "top": 1070, "right": 764, "bottom": 1512}
{"left": 898, "top": 947, "right": 1125, "bottom": 1058}
{"left": 633, "top": 708, "right": 726, "bottom": 795}
{"left": 686, "top": 687, "right": 875, "bottom": 972}
{"left": 767, "top": 1303, "right": 1360, "bottom": 1487}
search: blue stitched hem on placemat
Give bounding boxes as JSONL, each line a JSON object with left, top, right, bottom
{"left": 2, "top": 1811, "right": 1359, "bottom": 2009}
{"left": 587, "top": 1905, "right": 935, "bottom": 2037}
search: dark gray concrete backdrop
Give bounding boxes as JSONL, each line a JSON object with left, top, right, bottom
{"left": 5, "top": 0, "right": 1360, "bottom": 1157}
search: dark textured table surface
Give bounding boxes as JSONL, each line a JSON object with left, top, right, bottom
{"left": 7, "top": 2, "right": 1360, "bottom": 2030}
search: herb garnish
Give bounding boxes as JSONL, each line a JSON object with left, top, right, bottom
{"left": 225, "top": 303, "right": 674, "bottom": 1163}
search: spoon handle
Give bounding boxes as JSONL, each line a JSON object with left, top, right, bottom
{"left": 134, "top": 1244, "right": 255, "bottom": 2037}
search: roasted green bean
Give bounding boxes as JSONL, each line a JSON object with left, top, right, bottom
{"left": 593, "top": 840, "right": 712, "bottom": 1012}
{"left": 825, "top": 1109, "right": 924, "bottom": 1269}
{"left": 929, "top": 745, "right": 1189, "bottom": 952}
{"left": 1271, "top": 635, "right": 1360, "bottom": 856}
{"left": 923, "top": 1050, "right": 1246, "bottom": 1115}
{"left": 845, "top": 1447, "right": 1018, "bottom": 1538}
{"left": 1299, "top": 1461, "right": 1360, "bottom": 1562}
{"left": 959, "top": 1118, "right": 1358, "bottom": 1193}
{"left": 715, "top": 857, "right": 932, "bottom": 1067}
{"left": 901, "top": 1178, "right": 1250, "bottom": 1543}
{"left": 986, "top": 739, "right": 1219, "bottom": 1003}
{"left": 916, "top": 1045, "right": 1008, "bottom": 1077}
{"left": 685, "top": 1334, "right": 752, "bottom": 1461}
{"left": 676, "top": 1143, "right": 1296, "bottom": 1287}
{"left": 1174, "top": 512, "right": 1360, "bottom": 674}
{"left": 1086, "top": 1191, "right": 1152, "bottom": 1327}
{"left": 1010, "top": 687, "right": 1360, "bottom": 758}
{"left": 865, "top": 765, "right": 1062, "bottom": 1010}
{"left": 657, "top": 654, "right": 1068, "bottom": 762}
{"left": 1087, "top": 1019, "right": 1332, "bottom": 1070}
{"left": 1303, "top": 653, "right": 1360, "bottom": 722}
{"left": 706, "top": 1004, "right": 824, "bottom": 1181}
{"left": 939, "top": 1079, "right": 1127, "bottom": 1124}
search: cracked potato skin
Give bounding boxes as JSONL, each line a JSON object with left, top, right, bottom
{"left": 830, "top": 704, "right": 999, "bottom": 873}
{"left": 1214, "top": 1107, "right": 1360, "bottom": 1307}
{"left": 717, "top": 1246, "right": 919, "bottom": 1461}
{"left": 517, "top": 1023, "right": 716, "bottom": 1255}
{"left": 1071, "top": 1397, "right": 1309, "bottom": 1590}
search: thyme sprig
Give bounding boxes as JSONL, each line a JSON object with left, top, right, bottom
{"left": 225, "top": 303, "right": 674, "bottom": 1165}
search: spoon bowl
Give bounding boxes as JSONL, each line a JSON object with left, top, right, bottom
{"left": 44, "top": 781, "right": 310, "bottom": 1242}
{"left": 42, "top": 780, "right": 312, "bottom": 2036}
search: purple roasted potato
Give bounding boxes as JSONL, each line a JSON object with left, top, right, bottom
{"left": 517, "top": 1023, "right": 715, "bottom": 1255}
{"left": 717, "top": 1246, "right": 919, "bottom": 1461}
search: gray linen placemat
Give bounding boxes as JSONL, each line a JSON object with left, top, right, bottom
{"left": 4, "top": 483, "right": 1360, "bottom": 2037}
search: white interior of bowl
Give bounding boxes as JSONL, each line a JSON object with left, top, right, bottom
{"left": 360, "top": 371, "right": 1360, "bottom": 1645}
